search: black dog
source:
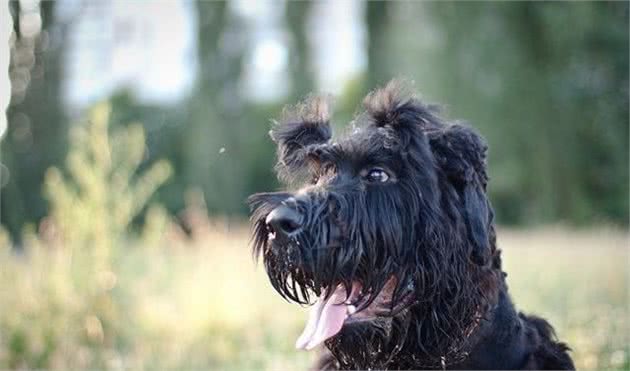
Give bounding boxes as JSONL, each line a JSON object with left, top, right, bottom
{"left": 249, "top": 81, "right": 574, "bottom": 370}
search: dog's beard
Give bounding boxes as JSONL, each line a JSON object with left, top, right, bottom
{"left": 257, "top": 225, "right": 416, "bottom": 352}
{"left": 326, "top": 308, "right": 414, "bottom": 369}
{"left": 251, "top": 208, "right": 417, "bottom": 353}
{"left": 249, "top": 193, "right": 490, "bottom": 368}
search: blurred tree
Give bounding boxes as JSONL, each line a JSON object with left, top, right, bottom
{"left": 183, "top": 1, "right": 277, "bottom": 216}
{"left": 183, "top": 1, "right": 234, "bottom": 215}
{"left": 286, "top": 1, "right": 315, "bottom": 98}
{"left": 366, "top": 1, "right": 392, "bottom": 89}
{"left": 387, "top": 1, "right": 628, "bottom": 225}
{"left": 1, "top": 1, "right": 627, "bottom": 235}
{"left": 2, "top": 1, "right": 68, "bottom": 241}
{"left": 181, "top": 1, "right": 316, "bottom": 217}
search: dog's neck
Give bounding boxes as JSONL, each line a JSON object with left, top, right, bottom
{"left": 448, "top": 287, "right": 531, "bottom": 370}
{"left": 400, "top": 284, "right": 532, "bottom": 370}
{"left": 322, "top": 289, "right": 531, "bottom": 370}
{"left": 399, "top": 268, "right": 537, "bottom": 370}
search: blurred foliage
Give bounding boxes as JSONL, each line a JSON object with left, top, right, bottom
{"left": 44, "top": 102, "right": 172, "bottom": 252}
{"left": 2, "top": 2, "right": 628, "bottom": 238}
{"left": 0, "top": 104, "right": 173, "bottom": 368}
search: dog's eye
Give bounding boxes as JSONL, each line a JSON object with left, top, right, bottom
{"left": 365, "top": 168, "right": 390, "bottom": 183}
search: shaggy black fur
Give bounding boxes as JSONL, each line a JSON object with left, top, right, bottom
{"left": 248, "top": 81, "right": 574, "bottom": 370}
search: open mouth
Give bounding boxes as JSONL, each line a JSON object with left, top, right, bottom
{"left": 295, "top": 278, "right": 408, "bottom": 350}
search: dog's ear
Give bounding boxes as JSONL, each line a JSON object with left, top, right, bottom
{"left": 270, "top": 96, "right": 332, "bottom": 183}
{"left": 428, "top": 125, "right": 493, "bottom": 266}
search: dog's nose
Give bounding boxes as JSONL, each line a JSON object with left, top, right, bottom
{"left": 266, "top": 205, "right": 302, "bottom": 237}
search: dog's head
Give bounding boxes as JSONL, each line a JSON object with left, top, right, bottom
{"left": 249, "top": 81, "right": 500, "bottom": 368}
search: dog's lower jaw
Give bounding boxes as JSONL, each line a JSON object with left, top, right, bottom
{"left": 318, "top": 287, "right": 575, "bottom": 370}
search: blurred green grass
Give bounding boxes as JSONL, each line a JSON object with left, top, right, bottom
{"left": 500, "top": 228, "right": 629, "bottom": 370}
{"left": 0, "top": 225, "right": 627, "bottom": 370}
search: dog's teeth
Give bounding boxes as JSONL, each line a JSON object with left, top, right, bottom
{"left": 347, "top": 305, "right": 357, "bottom": 315}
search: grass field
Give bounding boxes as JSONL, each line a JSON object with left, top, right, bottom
{"left": 0, "top": 225, "right": 627, "bottom": 370}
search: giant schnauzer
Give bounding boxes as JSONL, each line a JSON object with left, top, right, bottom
{"left": 248, "top": 81, "right": 574, "bottom": 370}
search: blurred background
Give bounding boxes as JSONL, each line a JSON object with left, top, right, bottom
{"left": 0, "top": 1, "right": 628, "bottom": 370}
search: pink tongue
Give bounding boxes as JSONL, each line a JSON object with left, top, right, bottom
{"left": 295, "top": 287, "right": 348, "bottom": 350}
